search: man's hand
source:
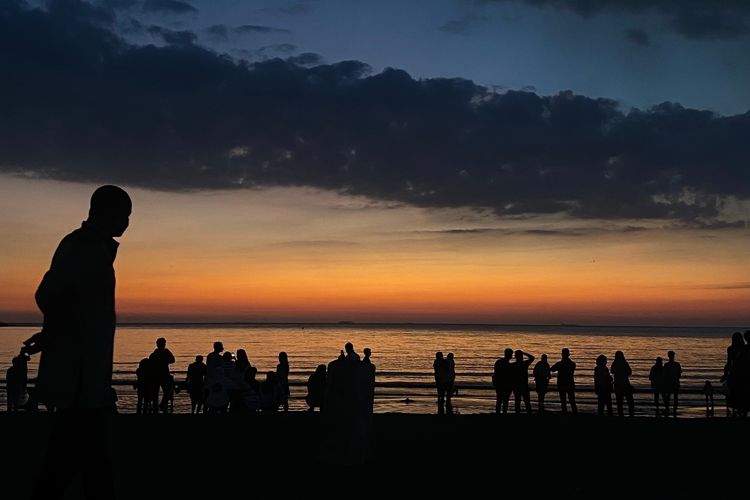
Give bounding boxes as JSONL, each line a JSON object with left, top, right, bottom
{"left": 21, "top": 331, "right": 46, "bottom": 355}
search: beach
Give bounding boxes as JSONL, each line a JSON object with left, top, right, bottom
{"left": 0, "top": 412, "right": 742, "bottom": 498}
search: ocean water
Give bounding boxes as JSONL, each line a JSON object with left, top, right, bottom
{"left": 0, "top": 324, "right": 739, "bottom": 417}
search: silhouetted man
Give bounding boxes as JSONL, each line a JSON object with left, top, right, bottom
{"left": 663, "top": 350, "right": 682, "bottom": 417}
{"left": 492, "top": 348, "right": 513, "bottom": 414}
{"left": 512, "top": 350, "right": 535, "bottom": 414}
{"left": 28, "top": 185, "right": 131, "bottom": 500}
{"left": 149, "top": 337, "right": 175, "bottom": 413}
{"left": 551, "top": 348, "right": 577, "bottom": 415}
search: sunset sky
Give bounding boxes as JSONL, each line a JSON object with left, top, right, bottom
{"left": 1, "top": 0, "right": 748, "bottom": 325}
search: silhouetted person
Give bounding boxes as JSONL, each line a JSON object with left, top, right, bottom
{"left": 261, "top": 371, "right": 281, "bottom": 412}
{"left": 648, "top": 357, "right": 665, "bottom": 416}
{"left": 185, "top": 355, "right": 207, "bottom": 414}
{"left": 722, "top": 331, "right": 749, "bottom": 416}
{"left": 551, "top": 348, "right": 577, "bottom": 415}
{"left": 107, "top": 387, "right": 118, "bottom": 414}
{"left": 512, "top": 350, "right": 535, "bottom": 414}
{"left": 345, "top": 342, "right": 360, "bottom": 362}
{"left": 533, "top": 354, "right": 551, "bottom": 413}
{"left": 134, "top": 357, "right": 153, "bottom": 414}
{"left": 149, "top": 337, "right": 175, "bottom": 413}
{"left": 611, "top": 351, "right": 635, "bottom": 417}
{"left": 492, "top": 348, "right": 513, "bottom": 414}
{"left": 29, "top": 185, "right": 131, "bottom": 500}
{"left": 703, "top": 380, "right": 714, "bottom": 417}
{"left": 433, "top": 352, "right": 450, "bottom": 414}
{"left": 594, "top": 355, "right": 613, "bottom": 417}
{"left": 363, "top": 348, "right": 376, "bottom": 414}
{"left": 6, "top": 352, "right": 30, "bottom": 412}
{"left": 207, "top": 341, "right": 224, "bottom": 375}
{"left": 277, "top": 351, "right": 290, "bottom": 412}
{"left": 306, "top": 364, "right": 327, "bottom": 412}
{"left": 663, "top": 350, "right": 682, "bottom": 417}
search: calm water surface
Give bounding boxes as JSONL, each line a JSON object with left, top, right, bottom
{"left": 0, "top": 324, "right": 737, "bottom": 417}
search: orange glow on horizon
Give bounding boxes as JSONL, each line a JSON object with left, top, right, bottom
{"left": 1, "top": 175, "right": 748, "bottom": 326}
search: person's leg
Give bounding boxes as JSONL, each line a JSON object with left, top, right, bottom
{"left": 606, "top": 395, "right": 612, "bottom": 417}
{"left": 80, "top": 411, "right": 115, "bottom": 500}
{"left": 653, "top": 390, "right": 659, "bottom": 415}
{"left": 502, "top": 390, "right": 510, "bottom": 414}
{"left": 597, "top": 396, "right": 604, "bottom": 416}
{"left": 626, "top": 392, "right": 634, "bottom": 417}
{"left": 523, "top": 389, "right": 531, "bottom": 414}
{"left": 559, "top": 390, "right": 568, "bottom": 414}
{"left": 673, "top": 390, "right": 679, "bottom": 417}
{"left": 31, "top": 411, "right": 78, "bottom": 500}
{"left": 514, "top": 389, "right": 521, "bottom": 414}
{"left": 495, "top": 390, "right": 502, "bottom": 414}
{"left": 569, "top": 390, "right": 577, "bottom": 415}
{"left": 616, "top": 391, "right": 624, "bottom": 417}
{"left": 437, "top": 385, "right": 445, "bottom": 414}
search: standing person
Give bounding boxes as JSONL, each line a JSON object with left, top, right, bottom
{"left": 185, "top": 355, "right": 207, "bottom": 414}
{"left": 533, "top": 354, "right": 551, "bottom": 413}
{"left": 611, "top": 351, "right": 635, "bottom": 417}
{"left": 149, "top": 337, "right": 175, "bottom": 413}
{"left": 6, "top": 352, "right": 30, "bottom": 412}
{"left": 345, "top": 342, "right": 360, "bottom": 362}
{"left": 433, "top": 352, "right": 449, "bottom": 415}
{"left": 663, "top": 350, "right": 682, "bottom": 417}
{"left": 512, "top": 350, "right": 535, "bottom": 414}
{"left": 648, "top": 357, "right": 665, "bottom": 416}
{"left": 26, "top": 185, "right": 131, "bottom": 500}
{"left": 550, "top": 348, "right": 577, "bottom": 415}
{"left": 277, "top": 351, "right": 290, "bottom": 412}
{"left": 492, "top": 348, "right": 513, "bottom": 414}
{"left": 362, "top": 348, "right": 376, "bottom": 414}
{"left": 134, "top": 358, "right": 153, "bottom": 415}
{"left": 306, "top": 364, "right": 327, "bottom": 412}
{"left": 446, "top": 352, "right": 456, "bottom": 414}
{"left": 594, "top": 355, "right": 613, "bottom": 417}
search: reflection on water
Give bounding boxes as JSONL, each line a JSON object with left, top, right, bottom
{"left": 0, "top": 324, "right": 737, "bottom": 417}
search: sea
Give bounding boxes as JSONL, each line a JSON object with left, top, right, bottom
{"left": 0, "top": 323, "right": 740, "bottom": 417}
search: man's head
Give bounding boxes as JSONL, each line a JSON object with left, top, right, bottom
{"left": 88, "top": 185, "right": 131, "bottom": 237}
{"left": 345, "top": 342, "right": 354, "bottom": 353}
{"left": 156, "top": 337, "right": 166, "bottom": 349}
{"left": 213, "top": 341, "right": 223, "bottom": 353}
{"left": 562, "top": 348, "right": 570, "bottom": 359}
{"left": 668, "top": 350, "right": 675, "bottom": 361}
{"left": 504, "top": 348, "right": 513, "bottom": 359}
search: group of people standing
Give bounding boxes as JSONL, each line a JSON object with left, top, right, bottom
{"left": 129, "top": 339, "right": 376, "bottom": 416}
{"left": 484, "top": 347, "right": 684, "bottom": 417}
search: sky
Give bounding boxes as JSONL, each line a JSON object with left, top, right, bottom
{"left": 0, "top": 0, "right": 749, "bottom": 325}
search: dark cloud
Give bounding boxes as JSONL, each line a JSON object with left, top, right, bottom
{"left": 484, "top": 1, "right": 750, "bottom": 40}
{"left": 147, "top": 25, "right": 196, "bottom": 45}
{"left": 256, "top": 43, "right": 298, "bottom": 56}
{"left": 99, "top": 0, "right": 137, "bottom": 9}
{"left": 689, "top": 282, "right": 750, "bottom": 290}
{"left": 260, "top": 2, "right": 313, "bottom": 16}
{"left": 286, "top": 52, "right": 323, "bottom": 66}
{"left": 205, "top": 24, "right": 228, "bottom": 41}
{"left": 48, "top": 0, "right": 115, "bottom": 25}
{"left": 416, "top": 226, "right": 650, "bottom": 236}
{"left": 439, "top": 15, "right": 489, "bottom": 35}
{"left": 142, "top": 0, "right": 196, "bottom": 14}
{"left": 1, "top": 1, "right": 749, "bottom": 228}
{"left": 624, "top": 28, "right": 651, "bottom": 47}
{"left": 234, "top": 24, "right": 291, "bottom": 35}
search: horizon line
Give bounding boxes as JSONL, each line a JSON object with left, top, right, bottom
{"left": 0, "top": 320, "right": 744, "bottom": 330}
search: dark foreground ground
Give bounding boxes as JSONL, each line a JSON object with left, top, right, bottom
{"left": 0, "top": 412, "right": 744, "bottom": 498}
